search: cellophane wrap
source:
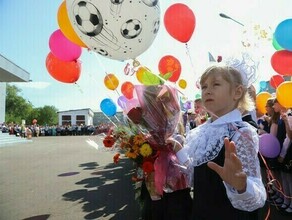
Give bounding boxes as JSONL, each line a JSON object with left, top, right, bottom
{"left": 134, "top": 85, "right": 189, "bottom": 197}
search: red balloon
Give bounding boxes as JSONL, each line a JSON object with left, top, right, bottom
{"left": 158, "top": 55, "right": 181, "bottom": 82}
{"left": 164, "top": 3, "right": 196, "bottom": 43}
{"left": 46, "top": 52, "right": 81, "bottom": 83}
{"left": 269, "top": 75, "right": 284, "bottom": 89}
{"left": 121, "top": 81, "right": 135, "bottom": 99}
{"left": 271, "top": 50, "right": 292, "bottom": 76}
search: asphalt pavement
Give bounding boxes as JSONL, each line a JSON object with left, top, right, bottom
{"left": 0, "top": 135, "right": 291, "bottom": 220}
{"left": 0, "top": 136, "right": 141, "bottom": 220}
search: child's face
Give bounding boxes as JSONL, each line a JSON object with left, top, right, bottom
{"left": 273, "top": 102, "right": 284, "bottom": 113}
{"left": 201, "top": 74, "right": 240, "bottom": 118}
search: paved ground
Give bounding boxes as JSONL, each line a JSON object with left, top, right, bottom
{"left": 0, "top": 136, "right": 291, "bottom": 220}
{"left": 0, "top": 136, "right": 141, "bottom": 220}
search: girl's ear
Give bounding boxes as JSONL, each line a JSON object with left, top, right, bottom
{"left": 234, "top": 85, "right": 244, "bottom": 101}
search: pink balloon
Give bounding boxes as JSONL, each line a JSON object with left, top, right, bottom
{"left": 49, "top": 29, "right": 82, "bottom": 62}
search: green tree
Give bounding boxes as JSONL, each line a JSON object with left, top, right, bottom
{"left": 5, "top": 84, "right": 58, "bottom": 125}
{"left": 38, "top": 105, "right": 58, "bottom": 125}
{"left": 6, "top": 84, "right": 33, "bottom": 124}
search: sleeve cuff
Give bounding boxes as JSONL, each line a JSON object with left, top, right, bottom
{"left": 223, "top": 178, "right": 254, "bottom": 200}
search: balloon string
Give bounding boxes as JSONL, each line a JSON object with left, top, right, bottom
{"left": 103, "top": 113, "right": 117, "bottom": 128}
{"left": 185, "top": 43, "right": 196, "bottom": 77}
{"left": 114, "top": 115, "right": 121, "bottom": 123}
{"left": 74, "top": 82, "right": 83, "bottom": 93}
{"left": 92, "top": 52, "right": 121, "bottom": 98}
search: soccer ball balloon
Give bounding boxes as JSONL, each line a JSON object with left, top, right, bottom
{"left": 66, "top": 0, "right": 160, "bottom": 61}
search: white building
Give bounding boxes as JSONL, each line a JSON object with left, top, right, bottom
{"left": 0, "top": 54, "right": 30, "bottom": 123}
{"left": 57, "top": 108, "right": 94, "bottom": 126}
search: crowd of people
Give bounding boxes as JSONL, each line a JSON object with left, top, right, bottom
{"left": 0, "top": 123, "right": 112, "bottom": 138}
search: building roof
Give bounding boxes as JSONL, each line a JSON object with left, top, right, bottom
{"left": 0, "top": 54, "right": 30, "bottom": 82}
{"left": 57, "top": 108, "right": 93, "bottom": 113}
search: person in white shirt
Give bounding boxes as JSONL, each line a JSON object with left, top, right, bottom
{"left": 167, "top": 65, "right": 266, "bottom": 219}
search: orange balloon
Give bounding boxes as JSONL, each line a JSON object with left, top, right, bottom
{"left": 46, "top": 52, "right": 81, "bottom": 83}
{"left": 276, "top": 81, "right": 292, "bottom": 108}
{"left": 256, "top": 92, "right": 272, "bottom": 115}
{"left": 104, "top": 74, "right": 119, "bottom": 90}
{"left": 57, "top": 1, "right": 87, "bottom": 48}
{"left": 121, "top": 81, "right": 134, "bottom": 99}
{"left": 178, "top": 79, "right": 187, "bottom": 89}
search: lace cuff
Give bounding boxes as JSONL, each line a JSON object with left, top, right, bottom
{"left": 224, "top": 177, "right": 266, "bottom": 211}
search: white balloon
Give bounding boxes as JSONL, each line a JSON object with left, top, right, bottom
{"left": 66, "top": 0, "right": 160, "bottom": 61}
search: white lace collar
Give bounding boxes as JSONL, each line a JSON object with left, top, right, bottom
{"left": 207, "top": 109, "right": 243, "bottom": 125}
{"left": 186, "top": 109, "right": 243, "bottom": 167}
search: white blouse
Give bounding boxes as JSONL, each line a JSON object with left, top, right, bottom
{"left": 176, "top": 109, "right": 266, "bottom": 212}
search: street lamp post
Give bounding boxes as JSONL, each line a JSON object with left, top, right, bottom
{"left": 219, "top": 13, "right": 244, "bottom": 26}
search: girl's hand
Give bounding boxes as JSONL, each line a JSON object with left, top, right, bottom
{"left": 207, "top": 137, "right": 247, "bottom": 193}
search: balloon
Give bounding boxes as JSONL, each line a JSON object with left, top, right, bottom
{"left": 57, "top": 1, "right": 87, "bottom": 48}
{"left": 259, "top": 81, "right": 267, "bottom": 90}
{"left": 276, "top": 81, "right": 292, "bottom": 108}
{"left": 66, "top": 0, "right": 160, "bottom": 60}
{"left": 127, "top": 107, "right": 143, "bottom": 124}
{"left": 49, "top": 29, "right": 82, "bottom": 62}
{"left": 125, "top": 98, "right": 140, "bottom": 114}
{"left": 46, "top": 52, "right": 81, "bottom": 83}
{"left": 269, "top": 75, "right": 284, "bottom": 89}
{"left": 256, "top": 92, "right": 272, "bottom": 115}
{"left": 272, "top": 33, "right": 283, "bottom": 51}
{"left": 121, "top": 81, "right": 135, "bottom": 99}
{"left": 158, "top": 55, "right": 181, "bottom": 82}
{"left": 117, "top": 96, "right": 127, "bottom": 110}
{"left": 259, "top": 134, "right": 280, "bottom": 158}
{"left": 104, "top": 74, "right": 119, "bottom": 90}
{"left": 100, "top": 98, "right": 117, "bottom": 116}
{"left": 164, "top": 3, "right": 196, "bottom": 43}
{"left": 178, "top": 79, "right": 187, "bottom": 89}
{"left": 271, "top": 50, "right": 292, "bottom": 76}
{"left": 195, "top": 94, "right": 201, "bottom": 100}
{"left": 275, "top": 19, "right": 292, "bottom": 51}
{"left": 136, "top": 66, "right": 150, "bottom": 84}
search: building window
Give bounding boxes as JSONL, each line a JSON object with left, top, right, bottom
{"left": 62, "top": 115, "right": 71, "bottom": 126}
{"left": 76, "top": 115, "right": 85, "bottom": 125}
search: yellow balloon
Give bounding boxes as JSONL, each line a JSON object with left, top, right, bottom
{"left": 256, "top": 92, "right": 272, "bottom": 114}
{"left": 104, "top": 74, "right": 119, "bottom": 90}
{"left": 136, "top": 66, "right": 150, "bottom": 84}
{"left": 276, "top": 81, "right": 292, "bottom": 108}
{"left": 57, "top": 1, "right": 87, "bottom": 48}
{"left": 178, "top": 79, "right": 187, "bottom": 89}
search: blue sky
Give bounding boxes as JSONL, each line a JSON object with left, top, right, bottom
{"left": 1, "top": 0, "right": 291, "bottom": 111}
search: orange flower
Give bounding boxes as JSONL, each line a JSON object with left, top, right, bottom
{"left": 133, "top": 133, "right": 145, "bottom": 145}
{"left": 142, "top": 161, "right": 154, "bottom": 173}
{"left": 113, "top": 153, "right": 120, "bottom": 164}
{"left": 125, "top": 150, "right": 138, "bottom": 159}
{"left": 103, "top": 136, "right": 115, "bottom": 148}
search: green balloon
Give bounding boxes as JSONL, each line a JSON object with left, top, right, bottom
{"left": 272, "top": 33, "right": 283, "bottom": 51}
{"left": 141, "top": 70, "right": 161, "bottom": 85}
{"left": 195, "top": 94, "right": 201, "bottom": 99}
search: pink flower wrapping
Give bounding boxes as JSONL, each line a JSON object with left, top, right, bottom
{"left": 134, "top": 85, "right": 189, "bottom": 196}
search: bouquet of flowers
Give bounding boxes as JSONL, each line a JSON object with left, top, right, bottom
{"left": 103, "top": 122, "right": 159, "bottom": 176}
{"left": 102, "top": 84, "right": 189, "bottom": 200}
